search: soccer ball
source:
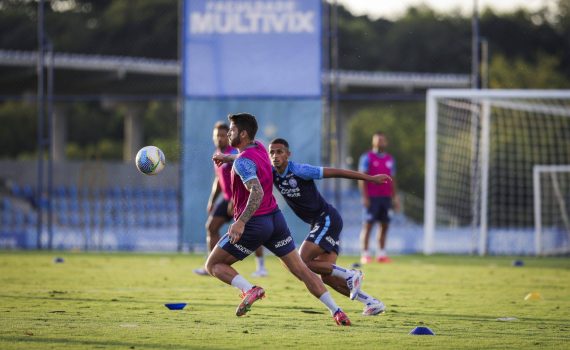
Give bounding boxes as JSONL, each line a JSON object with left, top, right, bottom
{"left": 135, "top": 146, "right": 166, "bottom": 175}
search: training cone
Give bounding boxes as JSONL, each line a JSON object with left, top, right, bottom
{"left": 409, "top": 326, "right": 435, "bottom": 335}
{"left": 512, "top": 260, "right": 524, "bottom": 267}
{"left": 53, "top": 257, "right": 65, "bottom": 263}
{"left": 164, "top": 303, "right": 187, "bottom": 310}
{"left": 524, "top": 292, "right": 542, "bottom": 301}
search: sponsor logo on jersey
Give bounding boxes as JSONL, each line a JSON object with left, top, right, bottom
{"left": 288, "top": 178, "right": 298, "bottom": 188}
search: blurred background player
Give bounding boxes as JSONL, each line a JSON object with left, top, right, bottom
{"left": 207, "top": 113, "right": 350, "bottom": 326}
{"left": 359, "top": 132, "right": 399, "bottom": 264}
{"left": 194, "top": 122, "right": 267, "bottom": 276}
{"left": 269, "top": 138, "right": 389, "bottom": 316}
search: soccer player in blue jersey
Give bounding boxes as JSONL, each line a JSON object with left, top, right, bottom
{"left": 269, "top": 138, "right": 390, "bottom": 316}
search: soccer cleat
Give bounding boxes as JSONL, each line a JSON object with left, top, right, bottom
{"left": 251, "top": 268, "right": 268, "bottom": 277}
{"left": 333, "top": 309, "right": 351, "bottom": 326}
{"left": 360, "top": 255, "right": 372, "bottom": 264}
{"left": 235, "top": 286, "right": 265, "bottom": 317}
{"left": 193, "top": 268, "right": 209, "bottom": 276}
{"left": 362, "top": 301, "right": 386, "bottom": 316}
{"left": 376, "top": 256, "right": 392, "bottom": 263}
{"left": 346, "top": 270, "right": 364, "bottom": 300}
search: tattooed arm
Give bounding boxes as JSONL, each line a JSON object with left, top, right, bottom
{"left": 228, "top": 157, "right": 263, "bottom": 244}
{"left": 239, "top": 178, "right": 264, "bottom": 224}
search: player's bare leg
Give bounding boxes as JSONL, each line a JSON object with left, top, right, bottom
{"left": 205, "top": 245, "right": 265, "bottom": 316}
{"left": 206, "top": 216, "right": 225, "bottom": 252}
{"left": 376, "top": 222, "right": 392, "bottom": 263}
{"left": 194, "top": 216, "right": 226, "bottom": 276}
{"left": 299, "top": 241, "right": 361, "bottom": 300}
{"left": 359, "top": 222, "right": 374, "bottom": 264}
{"left": 300, "top": 240, "right": 385, "bottom": 316}
{"left": 279, "top": 250, "right": 350, "bottom": 326}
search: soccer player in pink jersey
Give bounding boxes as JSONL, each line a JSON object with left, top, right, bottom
{"left": 359, "top": 132, "right": 400, "bottom": 264}
{"left": 194, "top": 122, "right": 267, "bottom": 277}
{"left": 205, "top": 113, "right": 351, "bottom": 326}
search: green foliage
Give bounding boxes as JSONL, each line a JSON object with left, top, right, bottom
{"left": 0, "top": 252, "right": 569, "bottom": 349}
{"left": 348, "top": 102, "right": 425, "bottom": 198}
{"left": 489, "top": 52, "right": 570, "bottom": 88}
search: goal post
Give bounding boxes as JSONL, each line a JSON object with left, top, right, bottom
{"left": 533, "top": 165, "right": 570, "bottom": 256}
{"left": 424, "top": 89, "right": 570, "bottom": 255}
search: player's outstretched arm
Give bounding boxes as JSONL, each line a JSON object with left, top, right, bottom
{"left": 323, "top": 167, "right": 392, "bottom": 185}
{"left": 212, "top": 153, "right": 237, "bottom": 167}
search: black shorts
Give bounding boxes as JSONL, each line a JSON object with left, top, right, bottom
{"left": 363, "top": 197, "right": 392, "bottom": 223}
{"left": 218, "top": 210, "right": 296, "bottom": 261}
{"left": 304, "top": 207, "right": 343, "bottom": 255}
{"left": 212, "top": 199, "right": 232, "bottom": 222}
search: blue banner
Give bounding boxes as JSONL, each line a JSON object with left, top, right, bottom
{"left": 182, "top": 100, "right": 322, "bottom": 248}
{"left": 183, "top": 0, "right": 321, "bottom": 97}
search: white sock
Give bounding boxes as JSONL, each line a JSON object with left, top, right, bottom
{"left": 256, "top": 256, "right": 265, "bottom": 270}
{"left": 330, "top": 264, "right": 352, "bottom": 279}
{"left": 378, "top": 249, "right": 386, "bottom": 258}
{"left": 362, "top": 250, "right": 370, "bottom": 257}
{"left": 319, "top": 291, "right": 340, "bottom": 315}
{"left": 356, "top": 290, "right": 379, "bottom": 305}
{"left": 230, "top": 274, "right": 253, "bottom": 293}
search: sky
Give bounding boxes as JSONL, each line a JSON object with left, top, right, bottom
{"left": 335, "top": 0, "right": 557, "bottom": 19}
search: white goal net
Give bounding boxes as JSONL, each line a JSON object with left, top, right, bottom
{"left": 424, "top": 90, "right": 570, "bottom": 255}
{"left": 533, "top": 165, "right": 570, "bottom": 256}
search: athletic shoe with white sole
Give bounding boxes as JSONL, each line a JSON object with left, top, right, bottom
{"left": 362, "top": 301, "right": 386, "bottom": 316}
{"left": 235, "top": 286, "right": 265, "bottom": 317}
{"left": 346, "top": 270, "right": 364, "bottom": 300}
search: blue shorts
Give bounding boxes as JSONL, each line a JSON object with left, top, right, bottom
{"left": 305, "top": 207, "right": 343, "bottom": 255}
{"left": 218, "top": 210, "right": 296, "bottom": 261}
{"left": 212, "top": 199, "right": 232, "bottom": 222}
{"left": 363, "top": 197, "right": 392, "bottom": 223}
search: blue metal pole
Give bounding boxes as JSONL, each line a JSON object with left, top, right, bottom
{"left": 36, "top": 0, "right": 45, "bottom": 249}
{"left": 47, "top": 39, "right": 54, "bottom": 250}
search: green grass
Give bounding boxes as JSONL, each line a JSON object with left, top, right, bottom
{"left": 0, "top": 252, "right": 569, "bottom": 349}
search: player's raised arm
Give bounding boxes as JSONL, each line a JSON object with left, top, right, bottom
{"left": 212, "top": 153, "right": 237, "bottom": 167}
{"left": 323, "top": 167, "right": 392, "bottom": 185}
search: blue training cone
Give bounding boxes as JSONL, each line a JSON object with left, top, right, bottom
{"left": 53, "top": 257, "right": 65, "bottom": 263}
{"left": 409, "top": 326, "right": 435, "bottom": 335}
{"left": 512, "top": 260, "right": 524, "bottom": 267}
{"left": 164, "top": 303, "right": 187, "bottom": 310}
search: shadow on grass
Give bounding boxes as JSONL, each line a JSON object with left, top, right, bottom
{"left": 0, "top": 294, "right": 161, "bottom": 304}
{"left": 0, "top": 335, "right": 233, "bottom": 350}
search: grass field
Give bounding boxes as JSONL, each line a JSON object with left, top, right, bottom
{"left": 0, "top": 252, "right": 569, "bottom": 349}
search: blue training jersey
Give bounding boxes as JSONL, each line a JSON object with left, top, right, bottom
{"left": 272, "top": 161, "right": 330, "bottom": 224}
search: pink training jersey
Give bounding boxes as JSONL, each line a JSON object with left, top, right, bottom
{"left": 214, "top": 146, "right": 237, "bottom": 201}
{"left": 231, "top": 141, "right": 278, "bottom": 220}
{"left": 363, "top": 151, "right": 395, "bottom": 197}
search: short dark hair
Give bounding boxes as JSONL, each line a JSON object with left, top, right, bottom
{"left": 269, "top": 138, "right": 289, "bottom": 149}
{"left": 213, "top": 121, "right": 229, "bottom": 132}
{"left": 227, "top": 113, "right": 258, "bottom": 140}
{"left": 373, "top": 131, "right": 385, "bottom": 137}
